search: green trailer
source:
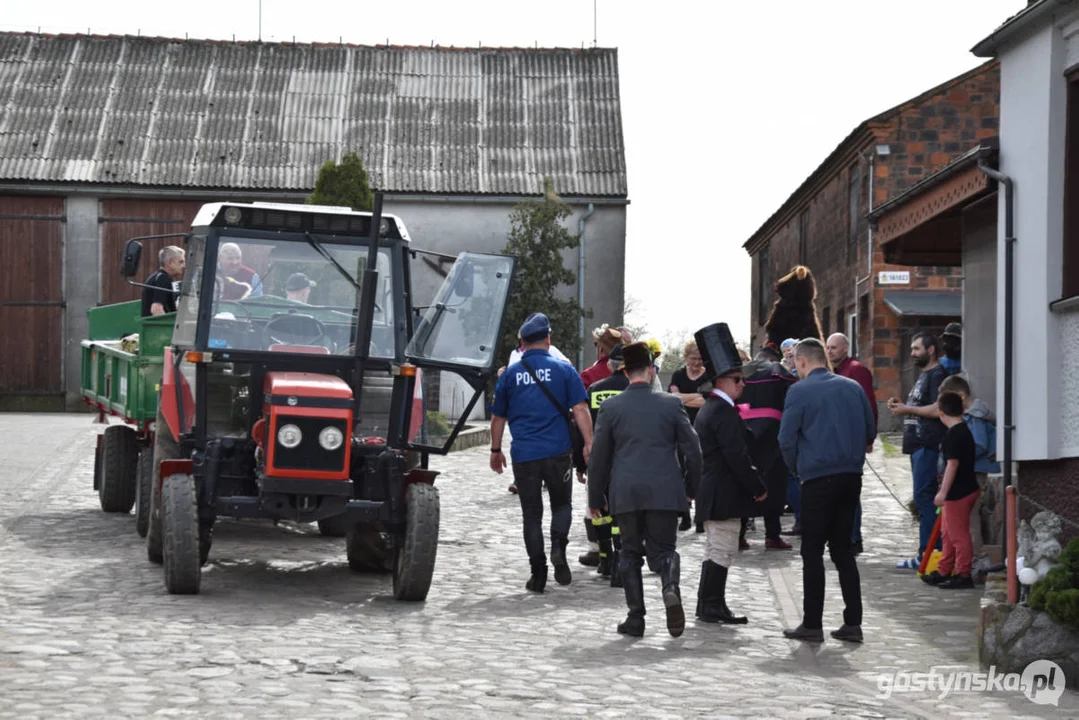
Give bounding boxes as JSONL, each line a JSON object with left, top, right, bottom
{"left": 81, "top": 301, "right": 174, "bottom": 526}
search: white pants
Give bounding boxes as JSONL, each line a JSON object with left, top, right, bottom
{"left": 704, "top": 519, "right": 741, "bottom": 568}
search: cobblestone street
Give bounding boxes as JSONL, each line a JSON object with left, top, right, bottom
{"left": 0, "top": 414, "right": 1075, "bottom": 719}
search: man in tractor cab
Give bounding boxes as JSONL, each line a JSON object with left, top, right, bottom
{"left": 218, "top": 242, "right": 263, "bottom": 301}
{"left": 285, "top": 272, "right": 316, "bottom": 304}
{"left": 141, "top": 245, "right": 185, "bottom": 317}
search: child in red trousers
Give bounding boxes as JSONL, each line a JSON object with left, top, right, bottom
{"left": 922, "top": 392, "right": 979, "bottom": 589}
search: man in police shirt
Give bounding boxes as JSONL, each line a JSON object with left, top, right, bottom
{"left": 490, "top": 313, "right": 593, "bottom": 593}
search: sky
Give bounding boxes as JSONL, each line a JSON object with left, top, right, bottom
{"left": 2, "top": 0, "right": 1026, "bottom": 346}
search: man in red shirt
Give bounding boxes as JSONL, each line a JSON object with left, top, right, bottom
{"left": 826, "top": 333, "right": 877, "bottom": 555}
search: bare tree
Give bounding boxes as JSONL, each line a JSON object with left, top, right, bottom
{"left": 621, "top": 294, "right": 649, "bottom": 341}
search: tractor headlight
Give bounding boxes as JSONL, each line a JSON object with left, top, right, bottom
{"left": 319, "top": 426, "right": 344, "bottom": 451}
{"left": 277, "top": 423, "right": 302, "bottom": 449}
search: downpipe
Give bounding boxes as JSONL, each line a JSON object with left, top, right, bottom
{"left": 978, "top": 162, "right": 1015, "bottom": 592}
{"left": 577, "top": 202, "right": 595, "bottom": 369}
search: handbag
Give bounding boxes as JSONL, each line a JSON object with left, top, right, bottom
{"left": 519, "top": 357, "right": 588, "bottom": 472}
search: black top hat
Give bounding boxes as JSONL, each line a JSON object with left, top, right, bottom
{"left": 694, "top": 323, "right": 741, "bottom": 381}
{"left": 621, "top": 342, "right": 653, "bottom": 373}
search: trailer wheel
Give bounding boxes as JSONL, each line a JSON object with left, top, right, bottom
{"left": 93, "top": 442, "right": 102, "bottom": 491}
{"left": 134, "top": 449, "right": 153, "bottom": 538}
{"left": 99, "top": 425, "right": 138, "bottom": 513}
{"left": 162, "top": 473, "right": 201, "bottom": 595}
{"left": 147, "top": 405, "right": 178, "bottom": 565}
{"left": 346, "top": 523, "right": 394, "bottom": 573}
{"left": 317, "top": 515, "right": 350, "bottom": 538}
{"left": 392, "top": 483, "right": 440, "bottom": 601}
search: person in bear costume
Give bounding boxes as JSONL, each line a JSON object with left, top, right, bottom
{"left": 763, "top": 265, "right": 824, "bottom": 351}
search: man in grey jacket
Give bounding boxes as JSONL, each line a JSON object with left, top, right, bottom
{"left": 778, "top": 338, "right": 875, "bottom": 644}
{"left": 588, "top": 342, "right": 703, "bottom": 638}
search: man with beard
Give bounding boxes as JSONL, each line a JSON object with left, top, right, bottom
{"left": 887, "top": 332, "right": 948, "bottom": 570}
{"left": 588, "top": 342, "right": 702, "bottom": 637}
{"left": 692, "top": 323, "right": 769, "bottom": 625}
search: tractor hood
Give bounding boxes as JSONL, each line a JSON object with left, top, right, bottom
{"left": 264, "top": 372, "right": 353, "bottom": 408}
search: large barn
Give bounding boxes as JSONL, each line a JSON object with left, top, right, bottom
{"left": 0, "top": 32, "right": 628, "bottom": 411}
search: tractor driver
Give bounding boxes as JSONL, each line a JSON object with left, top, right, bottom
{"left": 141, "top": 245, "right": 185, "bottom": 316}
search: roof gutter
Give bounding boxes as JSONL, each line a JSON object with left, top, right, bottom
{"left": 972, "top": 0, "right": 1075, "bottom": 56}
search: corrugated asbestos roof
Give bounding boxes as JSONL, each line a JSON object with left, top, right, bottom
{"left": 882, "top": 290, "right": 962, "bottom": 317}
{"left": 0, "top": 33, "right": 627, "bottom": 196}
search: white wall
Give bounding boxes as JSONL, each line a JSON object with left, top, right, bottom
{"left": 386, "top": 197, "right": 627, "bottom": 370}
{"left": 998, "top": 13, "right": 1079, "bottom": 460}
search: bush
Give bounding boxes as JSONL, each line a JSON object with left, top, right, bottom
{"left": 426, "top": 411, "right": 452, "bottom": 437}
{"left": 1030, "top": 537, "right": 1079, "bottom": 633}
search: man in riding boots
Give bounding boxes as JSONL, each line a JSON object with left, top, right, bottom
{"left": 585, "top": 344, "right": 630, "bottom": 586}
{"left": 692, "top": 323, "right": 770, "bottom": 625}
{"left": 588, "top": 342, "right": 702, "bottom": 637}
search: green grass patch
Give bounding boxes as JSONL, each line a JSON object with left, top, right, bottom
{"left": 880, "top": 434, "right": 901, "bottom": 458}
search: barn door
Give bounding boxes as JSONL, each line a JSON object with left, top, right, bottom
{"left": 0, "top": 197, "right": 65, "bottom": 408}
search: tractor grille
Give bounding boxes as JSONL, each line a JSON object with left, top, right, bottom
{"left": 273, "top": 415, "right": 348, "bottom": 472}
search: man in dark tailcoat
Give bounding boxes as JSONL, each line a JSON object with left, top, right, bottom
{"left": 587, "top": 342, "right": 702, "bottom": 638}
{"left": 692, "top": 323, "right": 770, "bottom": 625}
{"left": 737, "top": 347, "right": 798, "bottom": 550}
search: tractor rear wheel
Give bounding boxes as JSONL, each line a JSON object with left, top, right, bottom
{"left": 99, "top": 425, "right": 138, "bottom": 513}
{"left": 134, "top": 449, "right": 153, "bottom": 538}
{"left": 162, "top": 473, "right": 201, "bottom": 595}
{"left": 392, "top": 483, "right": 440, "bottom": 601}
{"left": 147, "top": 404, "right": 179, "bottom": 564}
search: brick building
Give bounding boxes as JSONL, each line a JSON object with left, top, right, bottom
{"left": 743, "top": 60, "right": 1000, "bottom": 429}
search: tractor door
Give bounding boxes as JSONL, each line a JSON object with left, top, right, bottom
{"left": 404, "top": 252, "right": 515, "bottom": 454}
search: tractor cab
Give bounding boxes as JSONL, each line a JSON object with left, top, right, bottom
{"left": 120, "top": 198, "right": 515, "bottom": 599}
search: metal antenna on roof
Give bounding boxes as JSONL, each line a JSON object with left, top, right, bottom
{"left": 593, "top": 0, "right": 597, "bottom": 47}
{"left": 258, "top": 0, "right": 262, "bottom": 42}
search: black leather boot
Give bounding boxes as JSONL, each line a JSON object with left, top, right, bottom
{"left": 617, "top": 564, "right": 645, "bottom": 637}
{"left": 579, "top": 518, "right": 600, "bottom": 566}
{"left": 551, "top": 532, "right": 572, "bottom": 586}
{"left": 526, "top": 563, "right": 548, "bottom": 594}
{"left": 660, "top": 554, "right": 685, "bottom": 637}
{"left": 696, "top": 560, "right": 747, "bottom": 624}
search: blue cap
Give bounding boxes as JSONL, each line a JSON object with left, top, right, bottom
{"left": 520, "top": 313, "right": 551, "bottom": 342}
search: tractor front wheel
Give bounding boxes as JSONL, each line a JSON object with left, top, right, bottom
{"left": 317, "top": 515, "right": 350, "bottom": 538}
{"left": 392, "top": 483, "right": 440, "bottom": 601}
{"left": 346, "top": 522, "right": 394, "bottom": 573}
{"left": 134, "top": 449, "right": 153, "bottom": 538}
{"left": 162, "top": 473, "right": 202, "bottom": 595}
{"left": 99, "top": 425, "right": 138, "bottom": 513}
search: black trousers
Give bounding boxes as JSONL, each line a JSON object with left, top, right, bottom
{"left": 800, "top": 473, "right": 862, "bottom": 629}
{"left": 614, "top": 510, "right": 679, "bottom": 574}
{"left": 741, "top": 513, "right": 782, "bottom": 539}
{"left": 511, "top": 452, "right": 573, "bottom": 568}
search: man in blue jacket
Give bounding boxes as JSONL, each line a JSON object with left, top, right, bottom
{"left": 778, "top": 338, "right": 875, "bottom": 643}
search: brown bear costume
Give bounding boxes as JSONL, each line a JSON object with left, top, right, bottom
{"left": 763, "top": 265, "right": 824, "bottom": 350}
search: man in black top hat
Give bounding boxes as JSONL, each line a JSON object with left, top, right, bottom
{"left": 588, "top": 342, "right": 702, "bottom": 637}
{"left": 692, "top": 323, "right": 769, "bottom": 625}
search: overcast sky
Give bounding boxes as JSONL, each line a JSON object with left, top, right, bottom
{"left": 3, "top": 0, "right": 1025, "bottom": 345}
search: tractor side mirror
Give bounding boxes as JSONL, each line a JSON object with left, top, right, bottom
{"left": 453, "top": 260, "right": 474, "bottom": 298}
{"left": 120, "top": 240, "right": 143, "bottom": 278}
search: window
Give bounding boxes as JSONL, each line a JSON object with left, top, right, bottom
{"left": 822, "top": 306, "right": 831, "bottom": 337}
{"left": 848, "top": 311, "right": 859, "bottom": 360}
{"left": 799, "top": 209, "right": 810, "bottom": 265}
{"left": 1064, "top": 75, "right": 1079, "bottom": 297}
{"left": 757, "top": 245, "right": 771, "bottom": 326}
{"left": 848, "top": 164, "right": 862, "bottom": 265}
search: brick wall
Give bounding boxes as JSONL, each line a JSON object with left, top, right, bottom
{"left": 750, "top": 61, "right": 999, "bottom": 430}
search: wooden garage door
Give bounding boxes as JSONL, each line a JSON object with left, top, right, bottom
{"left": 0, "top": 197, "right": 65, "bottom": 397}
{"left": 100, "top": 199, "right": 202, "bottom": 305}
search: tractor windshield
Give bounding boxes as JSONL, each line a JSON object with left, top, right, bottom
{"left": 177, "top": 234, "right": 396, "bottom": 357}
